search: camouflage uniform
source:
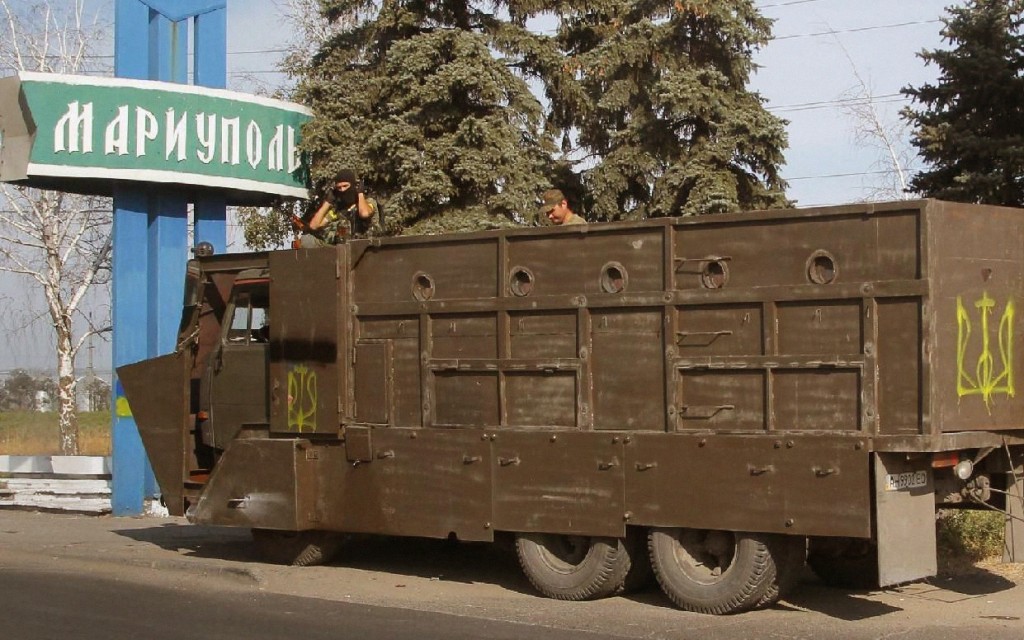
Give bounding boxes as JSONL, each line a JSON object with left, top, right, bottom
{"left": 302, "top": 197, "right": 381, "bottom": 247}
{"left": 562, "top": 212, "right": 586, "bottom": 225}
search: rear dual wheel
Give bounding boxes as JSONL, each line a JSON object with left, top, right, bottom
{"left": 649, "top": 528, "right": 787, "bottom": 615}
{"left": 515, "top": 531, "right": 646, "bottom": 601}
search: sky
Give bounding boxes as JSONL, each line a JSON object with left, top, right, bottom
{"left": 0, "top": 0, "right": 956, "bottom": 374}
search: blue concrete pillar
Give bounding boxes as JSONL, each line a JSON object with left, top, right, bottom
{"left": 111, "top": 0, "right": 151, "bottom": 517}
{"left": 194, "top": 5, "right": 228, "bottom": 253}
{"left": 112, "top": 0, "right": 228, "bottom": 515}
{"left": 111, "top": 188, "right": 150, "bottom": 515}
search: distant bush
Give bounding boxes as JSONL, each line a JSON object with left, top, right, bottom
{"left": 937, "top": 509, "right": 1004, "bottom": 560}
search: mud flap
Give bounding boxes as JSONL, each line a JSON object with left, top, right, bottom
{"left": 874, "top": 452, "right": 937, "bottom": 587}
{"left": 187, "top": 438, "right": 319, "bottom": 530}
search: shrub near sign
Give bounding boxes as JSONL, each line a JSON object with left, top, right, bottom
{"left": 0, "top": 72, "right": 312, "bottom": 203}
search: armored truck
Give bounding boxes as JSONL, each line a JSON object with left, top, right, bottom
{"left": 119, "top": 199, "right": 1024, "bottom": 614}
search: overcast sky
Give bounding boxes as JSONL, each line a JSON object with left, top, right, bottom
{"left": 1, "top": 0, "right": 955, "bottom": 373}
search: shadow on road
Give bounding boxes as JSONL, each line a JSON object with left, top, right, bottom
{"left": 114, "top": 522, "right": 1019, "bottom": 620}
{"left": 115, "top": 523, "right": 254, "bottom": 563}
{"left": 113, "top": 524, "right": 537, "bottom": 594}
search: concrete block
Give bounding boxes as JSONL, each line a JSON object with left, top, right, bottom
{"left": 50, "top": 456, "right": 111, "bottom": 475}
{"left": 0, "top": 455, "right": 52, "bottom": 474}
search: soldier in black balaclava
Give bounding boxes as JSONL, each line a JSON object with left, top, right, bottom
{"left": 300, "top": 169, "right": 380, "bottom": 247}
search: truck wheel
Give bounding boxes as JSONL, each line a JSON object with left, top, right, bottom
{"left": 756, "top": 535, "right": 807, "bottom": 608}
{"left": 806, "top": 537, "right": 878, "bottom": 589}
{"left": 649, "top": 527, "right": 774, "bottom": 615}
{"left": 515, "top": 532, "right": 632, "bottom": 600}
{"left": 251, "top": 529, "right": 344, "bottom": 567}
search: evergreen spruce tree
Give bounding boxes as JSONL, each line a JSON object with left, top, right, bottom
{"left": 902, "top": 0, "right": 1024, "bottom": 206}
{"left": 548, "top": 0, "right": 788, "bottom": 219}
{"left": 296, "top": 0, "right": 556, "bottom": 233}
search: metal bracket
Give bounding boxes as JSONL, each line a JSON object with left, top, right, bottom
{"left": 675, "top": 330, "right": 733, "bottom": 346}
{"left": 678, "top": 404, "right": 735, "bottom": 419}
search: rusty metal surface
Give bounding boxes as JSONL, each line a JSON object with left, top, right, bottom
{"left": 491, "top": 431, "right": 625, "bottom": 537}
{"left": 927, "top": 202, "right": 1024, "bottom": 432}
{"left": 268, "top": 248, "right": 343, "bottom": 435}
{"left": 323, "top": 428, "right": 494, "bottom": 541}
{"left": 625, "top": 433, "right": 871, "bottom": 538}
{"left": 187, "top": 438, "right": 318, "bottom": 530}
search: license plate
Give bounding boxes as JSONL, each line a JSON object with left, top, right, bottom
{"left": 884, "top": 471, "right": 928, "bottom": 491}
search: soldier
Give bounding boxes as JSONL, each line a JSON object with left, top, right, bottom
{"left": 300, "top": 170, "right": 380, "bottom": 247}
{"left": 539, "top": 188, "right": 586, "bottom": 226}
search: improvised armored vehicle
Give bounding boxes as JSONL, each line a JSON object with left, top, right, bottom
{"left": 119, "top": 199, "right": 1024, "bottom": 614}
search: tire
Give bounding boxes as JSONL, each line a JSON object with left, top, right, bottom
{"left": 515, "top": 532, "right": 631, "bottom": 600}
{"left": 756, "top": 535, "right": 807, "bottom": 608}
{"left": 649, "top": 527, "right": 775, "bottom": 615}
{"left": 251, "top": 529, "right": 344, "bottom": 567}
{"left": 807, "top": 537, "right": 878, "bottom": 589}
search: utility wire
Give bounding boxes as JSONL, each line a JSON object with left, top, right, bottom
{"left": 775, "top": 19, "right": 942, "bottom": 41}
{"left": 759, "top": 0, "right": 830, "bottom": 8}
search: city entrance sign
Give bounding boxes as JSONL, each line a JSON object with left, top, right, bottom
{"left": 0, "top": 72, "right": 311, "bottom": 203}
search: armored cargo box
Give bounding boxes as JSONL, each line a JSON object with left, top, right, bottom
{"left": 120, "top": 199, "right": 1024, "bottom": 614}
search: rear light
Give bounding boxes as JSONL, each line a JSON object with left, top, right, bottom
{"left": 196, "top": 410, "right": 209, "bottom": 421}
{"left": 931, "top": 451, "right": 959, "bottom": 468}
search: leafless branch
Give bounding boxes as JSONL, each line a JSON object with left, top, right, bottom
{"left": 829, "top": 29, "right": 913, "bottom": 201}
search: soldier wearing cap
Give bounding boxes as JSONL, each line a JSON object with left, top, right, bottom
{"left": 539, "top": 188, "right": 586, "bottom": 226}
{"left": 300, "top": 169, "right": 380, "bottom": 247}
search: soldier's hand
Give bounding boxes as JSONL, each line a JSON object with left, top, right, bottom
{"left": 355, "top": 179, "right": 365, "bottom": 194}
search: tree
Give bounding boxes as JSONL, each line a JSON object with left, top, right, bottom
{"left": 0, "top": 0, "right": 112, "bottom": 454}
{"left": 0, "top": 369, "right": 56, "bottom": 411}
{"left": 901, "top": 0, "right": 1024, "bottom": 206}
{"left": 832, "top": 33, "right": 913, "bottom": 202}
{"left": 549, "top": 0, "right": 789, "bottom": 219}
{"left": 295, "top": 0, "right": 556, "bottom": 234}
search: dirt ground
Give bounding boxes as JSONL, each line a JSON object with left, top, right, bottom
{"left": 1, "top": 510, "right": 1022, "bottom": 639}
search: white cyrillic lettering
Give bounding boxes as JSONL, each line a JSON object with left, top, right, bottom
{"left": 287, "top": 126, "right": 301, "bottom": 174}
{"left": 54, "top": 101, "right": 93, "bottom": 154}
{"left": 268, "top": 124, "right": 284, "bottom": 171}
{"left": 245, "top": 120, "right": 263, "bottom": 169}
{"left": 104, "top": 105, "right": 129, "bottom": 156}
{"left": 135, "top": 107, "right": 158, "bottom": 157}
{"left": 196, "top": 113, "right": 216, "bottom": 164}
{"left": 166, "top": 109, "right": 187, "bottom": 161}
{"left": 220, "top": 116, "right": 240, "bottom": 165}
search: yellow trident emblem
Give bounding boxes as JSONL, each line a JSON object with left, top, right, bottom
{"left": 287, "top": 364, "right": 318, "bottom": 432}
{"left": 956, "top": 292, "right": 1015, "bottom": 412}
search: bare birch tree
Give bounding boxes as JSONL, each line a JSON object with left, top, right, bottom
{"left": 0, "top": 0, "right": 111, "bottom": 454}
{"left": 832, "top": 33, "right": 914, "bottom": 201}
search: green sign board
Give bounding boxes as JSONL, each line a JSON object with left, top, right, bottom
{"left": 0, "top": 72, "right": 312, "bottom": 201}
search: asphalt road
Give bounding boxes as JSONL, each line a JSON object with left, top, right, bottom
{"left": 0, "top": 566, "right": 619, "bottom": 640}
{"left": 1, "top": 511, "right": 1023, "bottom": 640}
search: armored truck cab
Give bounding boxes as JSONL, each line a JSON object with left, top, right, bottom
{"left": 119, "top": 199, "right": 1024, "bottom": 614}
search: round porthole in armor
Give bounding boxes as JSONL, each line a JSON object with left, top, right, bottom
{"left": 509, "top": 266, "right": 535, "bottom": 297}
{"left": 807, "top": 251, "right": 837, "bottom": 285}
{"left": 412, "top": 272, "right": 435, "bottom": 301}
{"left": 600, "top": 262, "right": 628, "bottom": 294}
{"left": 700, "top": 260, "right": 729, "bottom": 289}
